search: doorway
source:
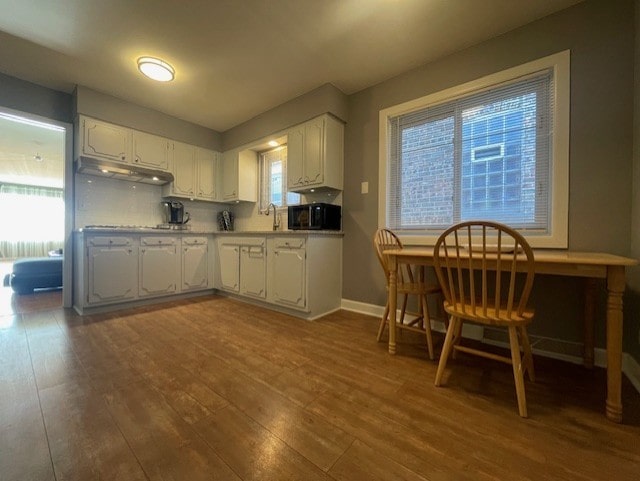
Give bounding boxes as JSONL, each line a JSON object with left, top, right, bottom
{"left": 0, "top": 107, "right": 73, "bottom": 311}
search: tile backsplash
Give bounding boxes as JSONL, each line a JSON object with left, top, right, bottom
{"left": 74, "top": 174, "right": 220, "bottom": 230}
{"left": 74, "top": 174, "right": 343, "bottom": 232}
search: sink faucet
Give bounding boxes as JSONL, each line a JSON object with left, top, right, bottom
{"left": 265, "top": 202, "right": 281, "bottom": 231}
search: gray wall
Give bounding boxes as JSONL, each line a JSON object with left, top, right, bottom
{"left": 629, "top": 0, "right": 640, "bottom": 361}
{"left": 222, "top": 83, "right": 348, "bottom": 151}
{"left": 343, "top": 0, "right": 637, "bottom": 353}
{"left": 0, "top": 71, "right": 72, "bottom": 123}
{"left": 74, "top": 86, "right": 222, "bottom": 151}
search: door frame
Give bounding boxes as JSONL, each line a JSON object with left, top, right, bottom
{"left": 0, "top": 106, "right": 74, "bottom": 308}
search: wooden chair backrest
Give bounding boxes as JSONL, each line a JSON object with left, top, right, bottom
{"left": 373, "top": 228, "right": 415, "bottom": 284}
{"left": 432, "top": 221, "right": 535, "bottom": 320}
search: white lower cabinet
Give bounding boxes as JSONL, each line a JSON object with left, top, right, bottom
{"left": 75, "top": 233, "right": 213, "bottom": 312}
{"left": 86, "top": 237, "right": 138, "bottom": 304}
{"left": 240, "top": 242, "right": 266, "bottom": 299}
{"left": 218, "top": 243, "right": 240, "bottom": 292}
{"left": 182, "top": 237, "right": 209, "bottom": 291}
{"left": 268, "top": 237, "right": 306, "bottom": 309}
{"left": 216, "top": 234, "right": 342, "bottom": 319}
{"left": 217, "top": 237, "right": 266, "bottom": 298}
{"left": 139, "top": 237, "right": 179, "bottom": 298}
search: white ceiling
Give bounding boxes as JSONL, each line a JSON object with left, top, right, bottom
{"left": 0, "top": 0, "right": 583, "bottom": 133}
{"left": 0, "top": 115, "right": 65, "bottom": 188}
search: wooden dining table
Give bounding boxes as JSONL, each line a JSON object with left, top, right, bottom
{"left": 383, "top": 247, "right": 638, "bottom": 423}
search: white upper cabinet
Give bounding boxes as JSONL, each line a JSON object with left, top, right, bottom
{"left": 168, "top": 142, "right": 197, "bottom": 197}
{"left": 163, "top": 143, "right": 220, "bottom": 202}
{"left": 195, "top": 147, "right": 218, "bottom": 201}
{"left": 287, "top": 114, "right": 344, "bottom": 192}
{"left": 220, "top": 149, "right": 257, "bottom": 202}
{"left": 81, "top": 117, "right": 131, "bottom": 163}
{"left": 132, "top": 131, "right": 171, "bottom": 171}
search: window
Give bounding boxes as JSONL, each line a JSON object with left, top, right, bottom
{"left": 0, "top": 183, "right": 64, "bottom": 258}
{"left": 259, "top": 146, "right": 300, "bottom": 211}
{"left": 379, "top": 51, "right": 569, "bottom": 248}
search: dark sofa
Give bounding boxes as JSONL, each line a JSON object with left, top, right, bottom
{"left": 9, "top": 257, "right": 63, "bottom": 294}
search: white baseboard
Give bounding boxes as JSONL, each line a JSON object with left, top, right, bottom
{"left": 341, "top": 298, "right": 640, "bottom": 394}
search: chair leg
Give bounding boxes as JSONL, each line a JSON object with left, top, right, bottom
{"left": 376, "top": 301, "right": 390, "bottom": 342}
{"left": 508, "top": 326, "right": 528, "bottom": 418}
{"left": 399, "top": 294, "right": 408, "bottom": 326}
{"left": 421, "top": 294, "right": 434, "bottom": 360}
{"left": 451, "top": 318, "right": 464, "bottom": 360}
{"left": 519, "top": 326, "right": 535, "bottom": 382}
{"left": 435, "top": 316, "right": 458, "bottom": 386}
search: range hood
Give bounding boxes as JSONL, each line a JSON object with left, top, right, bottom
{"left": 75, "top": 156, "right": 174, "bottom": 185}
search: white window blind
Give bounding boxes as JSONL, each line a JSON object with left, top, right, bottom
{"left": 387, "top": 69, "right": 554, "bottom": 235}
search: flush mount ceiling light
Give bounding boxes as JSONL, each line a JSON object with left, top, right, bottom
{"left": 137, "top": 56, "right": 175, "bottom": 82}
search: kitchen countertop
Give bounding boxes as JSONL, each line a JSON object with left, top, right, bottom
{"left": 75, "top": 227, "right": 343, "bottom": 236}
{"left": 215, "top": 230, "right": 344, "bottom": 236}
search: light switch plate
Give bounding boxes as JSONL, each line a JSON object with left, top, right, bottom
{"left": 361, "top": 181, "right": 369, "bottom": 194}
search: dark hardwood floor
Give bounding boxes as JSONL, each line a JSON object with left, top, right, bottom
{"left": 1, "top": 294, "right": 639, "bottom": 480}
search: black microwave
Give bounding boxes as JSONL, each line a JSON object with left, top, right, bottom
{"left": 288, "top": 203, "right": 342, "bottom": 230}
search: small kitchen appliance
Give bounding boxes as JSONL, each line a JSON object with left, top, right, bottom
{"left": 288, "top": 203, "right": 341, "bottom": 230}
{"left": 161, "top": 201, "right": 190, "bottom": 226}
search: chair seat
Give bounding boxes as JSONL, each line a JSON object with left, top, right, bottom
{"left": 444, "top": 300, "right": 534, "bottom": 326}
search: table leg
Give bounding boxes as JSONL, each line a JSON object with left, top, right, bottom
{"left": 583, "top": 278, "right": 597, "bottom": 369}
{"left": 388, "top": 255, "right": 398, "bottom": 355}
{"left": 605, "top": 265, "right": 625, "bottom": 423}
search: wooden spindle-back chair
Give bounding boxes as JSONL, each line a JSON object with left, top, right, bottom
{"left": 432, "top": 221, "right": 536, "bottom": 417}
{"left": 373, "top": 229, "right": 441, "bottom": 359}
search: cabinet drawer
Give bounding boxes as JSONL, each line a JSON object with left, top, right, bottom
{"left": 273, "top": 238, "right": 305, "bottom": 250}
{"left": 241, "top": 245, "right": 265, "bottom": 257}
{"left": 219, "top": 236, "right": 265, "bottom": 247}
{"left": 87, "top": 236, "right": 133, "bottom": 247}
{"left": 140, "top": 236, "right": 177, "bottom": 246}
{"left": 183, "top": 236, "right": 208, "bottom": 246}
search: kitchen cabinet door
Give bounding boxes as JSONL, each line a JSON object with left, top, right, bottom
{"left": 139, "top": 243, "right": 179, "bottom": 298}
{"left": 303, "top": 117, "right": 324, "bottom": 186}
{"left": 171, "top": 142, "right": 197, "bottom": 197}
{"left": 182, "top": 238, "right": 208, "bottom": 291}
{"left": 220, "top": 150, "right": 257, "bottom": 202}
{"left": 82, "top": 117, "right": 131, "bottom": 163}
{"left": 218, "top": 243, "right": 240, "bottom": 292}
{"left": 87, "top": 245, "right": 138, "bottom": 304}
{"left": 269, "top": 242, "right": 306, "bottom": 309}
{"left": 133, "top": 131, "right": 171, "bottom": 171}
{"left": 287, "top": 126, "right": 304, "bottom": 188}
{"left": 240, "top": 245, "right": 266, "bottom": 299}
{"left": 196, "top": 148, "right": 217, "bottom": 201}
{"left": 287, "top": 114, "right": 343, "bottom": 193}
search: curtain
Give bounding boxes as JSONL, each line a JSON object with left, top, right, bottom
{"left": 0, "top": 183, "right": 64, "bottom": 259}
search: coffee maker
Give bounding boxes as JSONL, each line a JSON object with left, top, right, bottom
{"left": 161, "top": 201, "right": 190, "bottom": 226}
